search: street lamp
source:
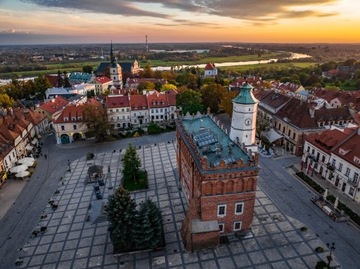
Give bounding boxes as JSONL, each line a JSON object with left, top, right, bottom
{"left": 326, "top": 242, "right": 336, "bottom": 268}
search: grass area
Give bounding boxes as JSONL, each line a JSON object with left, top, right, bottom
{"left": 0, "top": 52, "right": 295, "bottom": 78}
{"left": 220, "top": 62, "right": 317, "bottom": 72}
{"left": 123, "top": 170, "right": 148, "bottom": 191}
{"left": 144, "top": 52, "right": 287, "bottom": 67}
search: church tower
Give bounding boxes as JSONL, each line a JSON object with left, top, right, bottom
{"left": 109, "top": 42, "right": 123, "bottom": 89}
{"left": 229, "top": 83, "right": 258, "bottom": 146}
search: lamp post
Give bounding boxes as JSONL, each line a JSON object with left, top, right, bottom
{"left": 326, "top": 242, "right": 336, "bottom": 268}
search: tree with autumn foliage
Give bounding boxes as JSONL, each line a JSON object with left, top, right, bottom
{"left": 220, "top": 90, "right": 238, "bottom": 116}
{"left": 83, "top": 99, "right": 113, "bottom": 141}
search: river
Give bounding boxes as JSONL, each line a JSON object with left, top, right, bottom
{"left": 151, "top": 52, "right": 311, "bottom": 71}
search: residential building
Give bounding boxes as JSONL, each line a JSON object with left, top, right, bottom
{"left": 35, "top": 96, "right": 69, "bottom": 129}
{"left": 106, "top": 95, "right": 131, "bottom": 129}
{"left": 204, "top": 63, "right": 218, "bottom": 77}
{"left": 91, "top": 77, "right": 113, "bottom": 95}
{"left": 53, "top": 99, "right": 101, "bottom": 144}
{"left": 302, "top": 127, "right": 360, "bottom": 202}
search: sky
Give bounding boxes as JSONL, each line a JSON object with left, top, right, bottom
{"left": 0, "top": 0, "right": 359, "bottom": 45}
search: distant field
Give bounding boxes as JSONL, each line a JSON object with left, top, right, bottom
{"left": 219, "top": 62, "right": 317, "bottom": 72}
{"left": 0, "top": 52, "right": 305, "bottom": 79}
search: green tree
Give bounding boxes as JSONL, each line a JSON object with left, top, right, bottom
{"left": 122, "top": 143, "right": 142, "bottom": 182}
{"left": 176, "top": 88, "right": 204, "bottom": 115}
{"left": 0, "top": 93, "right": 14, "bottom": 108}
{"left": 161, "top": 83, "right": 177, "bottom": 92}
{"left": 82, "top": 65, "right": 93, "bottom": 74}
{"left": 132, "top": 199, "right": 162, "bottom": 250}
{"left": 57, "top": 69, "right": 64, "bottom": 87}
{"left": 83, "top": 100, "right": 112, "bottom": 141}
{"left": 107, "top": 187, "right": 137, "bottom": 253}
{"left": 219, "top": 90, "right": 238, "bottom": 116}
{"left": 137, "top": 81, "right": 155, "bottom": 92}
{"left": 34, "top": 75, "right": 52, "bottom": 99}
{"left": 63, "top": 71, "right": 71, "bottom": 88}
{"left": 200, "top": 83, "right": 224, "bottom": 114}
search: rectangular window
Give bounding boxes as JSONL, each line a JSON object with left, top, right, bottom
{"left": 217, "top": 205, "right": 226, "bottom": 217}
{"left": 338, "top": 163, "right": 343, "bottom": 172}
{"left": 61, "top": 125, "right": 65, "bottom": 131}
{"left": 235, "top": 202, "right": 244, "bottom": 215}
{"left": 354, "top": 173, "right": 359, "bottom": 184}
{"left": 349, "top": 187, "right": 355, "bottom": 196}
{"left": 233, "top": 221, "right": 242, "bottom": 231}
{"left": 219, "top": 223, "right": 224, "bottom": 233}
{"left": 345, "top": 168, "right": 350, "bottom": 177}
{"left": 332, "top": 159, "right": 336, "bottom": 166}
{"left": 73, "top": 125, "right": 77, "bottom": 130}
{"left": 322, "top": 155, "right": 325, "bottom": 163}
{"left": 307, "top": 146, "right": 310, "bottom": 152}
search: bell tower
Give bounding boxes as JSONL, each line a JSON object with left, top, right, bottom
{"left": 109, "top": 42, "right": 123, "bottom": 89}
{"left": 229, "top": 83, "right": 258, "bottom": 146}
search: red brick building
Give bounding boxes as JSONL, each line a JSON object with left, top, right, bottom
{"left": 176, "top": 115, "right": 260, "bottom": 251}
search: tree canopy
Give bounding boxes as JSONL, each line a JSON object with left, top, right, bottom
{"left": 83, "top": 101, "right": 112, "bottom": 141}
{"left": 176, "top": 88, "right": 204, "bottom": 115}
{"left": 121, "top": 143, "right": 142, "bottom": 182}
{"left": 107, "top": 187, "right": 137, "bottom": 253}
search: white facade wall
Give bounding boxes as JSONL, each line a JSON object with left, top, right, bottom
{"left": 108, "top": 107, "right": 131, "bottom": 129}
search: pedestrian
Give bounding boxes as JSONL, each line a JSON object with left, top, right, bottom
{"left": 44, "top": 154, "right": 47, "bottom": 159}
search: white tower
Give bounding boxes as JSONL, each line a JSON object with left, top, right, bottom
{"left": 229, "top": 83, "right": 258, "bottom": 146}
{"left": 109, "top": 42, "right": 123, "bottom": 89}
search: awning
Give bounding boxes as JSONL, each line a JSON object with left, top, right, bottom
{"left": 25, "top": 145, "right": 33, "bottom": 151}
{"left": 262, "top": 129, "right": 283, "bottom": 143}
{"left": 31, "top": 138, "right": 38, "bottom": 145}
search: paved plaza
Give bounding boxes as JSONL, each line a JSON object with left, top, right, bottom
{"left": 14, "top": 141, "right": 339, "bottom": 269}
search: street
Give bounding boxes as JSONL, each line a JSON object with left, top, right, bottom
{"left": 259, "top": 155, "right": 360, "bottom": 269}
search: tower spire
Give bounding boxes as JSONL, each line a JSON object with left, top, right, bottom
{"left": 110, "top": 40, "right": 115, "bottom": 64}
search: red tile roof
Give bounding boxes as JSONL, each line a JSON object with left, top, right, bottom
{"left": 276, "top": 98, "right": 318, "bottom": 129}
{"left": 39, "top": 96, "right": 69, "bottom": 115}
{"left": 205, "top": 63, "right": 216, "bottom": 70}
{"left": 105, "top": 95, "right": 130, "bottom": 108}
{"left": 53, "top": 104, "right": 85, "bottom": 124}
{"left": 306, "top": 129, "right": 349, "bottom": 154}
{"left": 333, "top": 129, "right": 360, "bottom": 168}
{"left": 129, "top": 95, "right": 148, "bottom": 110}
{"left": 94, "top": 77, "right": 112, "bottom": 84}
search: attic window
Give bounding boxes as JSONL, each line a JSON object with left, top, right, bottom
{"left": 72, "top": 117, "right": 76, "bottom": 121}
{"left": 339, "top": 148, "right": 350, "bottom": 155}
{"left": 64, "top": 117, "right": 69, "bottom": 121}
{"left": 78, "top": 117, "right": 82, "bottom": 120}
{"left": 354, "top": 156, "right": 360, "bottom": 164}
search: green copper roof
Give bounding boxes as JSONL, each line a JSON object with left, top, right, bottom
{"left": 181, "top": 116, "right": 249, "bottom": 166}
{"left": 233, "top": 83, "right": 257, "bottom": 104}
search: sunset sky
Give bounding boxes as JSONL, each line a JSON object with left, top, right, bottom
{"left": 0, "top": 0, "right": 359, "bottom": 45}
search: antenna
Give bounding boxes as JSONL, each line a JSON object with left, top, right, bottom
{"left": 145, "top": 35, "right": 149, "bottom": 53}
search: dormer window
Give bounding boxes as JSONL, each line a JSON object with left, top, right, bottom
{"left": 72, "top": 117, "right": 76, "bottom": 121}
{"left": 354, "top": 156, "right": 360, "bottom": 164}
{"left": 64, "top": 117, "right": 68, "bottom": 121}
{"left": 339, "top": 147, "right": 351, "bottom": 155}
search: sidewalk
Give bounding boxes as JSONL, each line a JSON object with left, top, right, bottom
{"left": 0, "top": 178, "right": 28, "bottom": 220}
{"left": 292, "top": 163, "right": 360, "bottom": 218}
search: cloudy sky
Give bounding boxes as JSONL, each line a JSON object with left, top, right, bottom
{"left": 0, "top": 0, "right": 359, "bottom": 44}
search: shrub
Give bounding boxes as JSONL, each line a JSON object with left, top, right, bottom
{"left": 86, "top": 152, "right": 94, "bottom": 160}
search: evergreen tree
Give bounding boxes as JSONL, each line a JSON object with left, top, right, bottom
{"left": 57, "top": 70, "right": 64, "bottom": 87}
{"left": 63, "top": 71, "right": 71, "bottom": 87}
{"left": 107, "top": 187, "right": 137, "bottom": 253}
{"left": 122, "top": 143, "right": 142, "bottom": 182}
{"left": 132, "top": 199, "right": 162, "bottom": 250}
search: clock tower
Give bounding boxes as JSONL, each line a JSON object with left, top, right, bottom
{"left": 229, "top": 83, "right": 258, "bottom": 146}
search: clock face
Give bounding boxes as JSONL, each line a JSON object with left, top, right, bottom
{"left": 245, "top": 118, "right": 252, "bottom": 126}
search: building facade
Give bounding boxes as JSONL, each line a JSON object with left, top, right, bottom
{"left": 177, "top": 114, "right": 259, "bottom": 251}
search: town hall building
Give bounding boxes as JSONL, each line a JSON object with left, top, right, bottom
{"left": 176, "top": 83, "right": 260, "bottom": 251}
